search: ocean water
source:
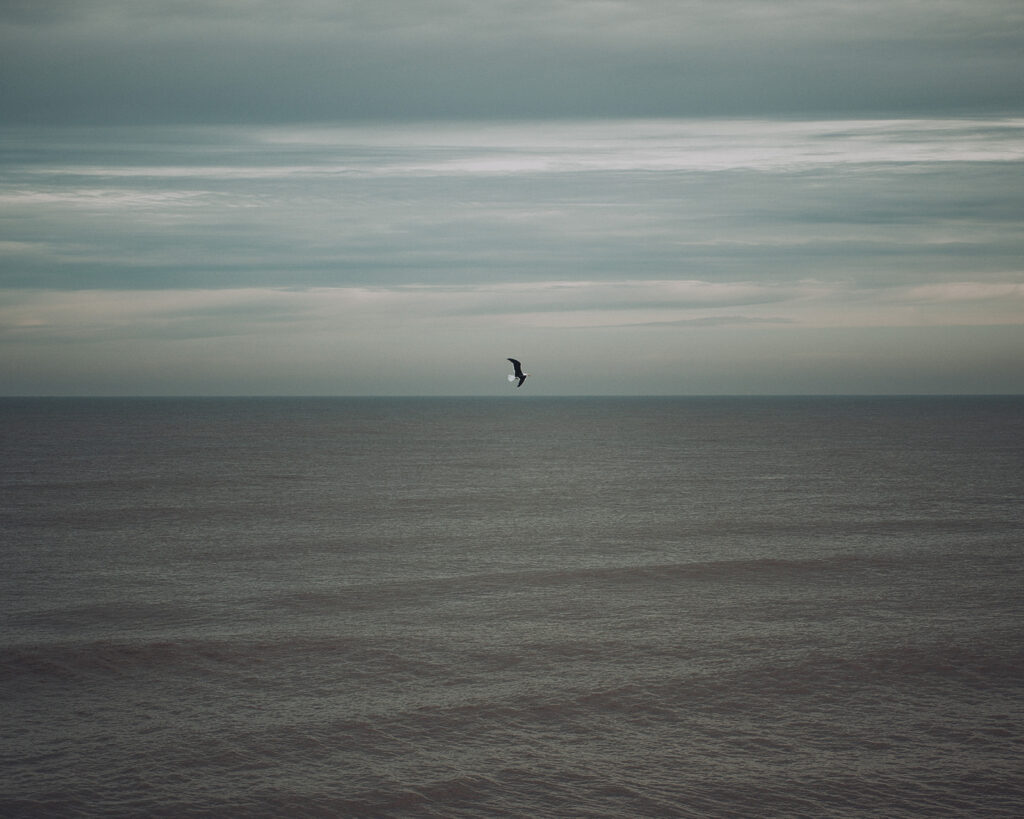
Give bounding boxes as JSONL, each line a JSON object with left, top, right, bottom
{"left": 2, "top": 396, "right": 1023, "bottom": 817}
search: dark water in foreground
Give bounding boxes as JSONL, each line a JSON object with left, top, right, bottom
{"left": 2, "top": 396, "right": 1023, "bottom": 817}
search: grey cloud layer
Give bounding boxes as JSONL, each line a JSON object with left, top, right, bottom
{"left": 3, "top": 120, "right": 1022, "bottom": 296}
{"left": 2, "top": 0, "right": 1022, "bottom": 123}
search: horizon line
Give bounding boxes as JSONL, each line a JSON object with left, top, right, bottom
{"left": 3, "top": 393, "right": 1021, "bottom": 400}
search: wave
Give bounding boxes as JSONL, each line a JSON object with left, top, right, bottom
{"left": 4, "top": 629, "right": 1021, "bottom": 818}
{"left": 259, "top": 552, "right": 921, "bottom": 608}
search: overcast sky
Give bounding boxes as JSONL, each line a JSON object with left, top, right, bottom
{"left": 2, "top": 0, "right": 1023, "bottom": 395}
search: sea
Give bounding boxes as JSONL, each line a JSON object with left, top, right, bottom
{"left": 2, "top": 396, "right": 1023, "bottom": 818}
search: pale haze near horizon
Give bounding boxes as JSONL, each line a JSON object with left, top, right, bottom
{"left": 1, "top": 1, "right": 1023, "bottom": 396}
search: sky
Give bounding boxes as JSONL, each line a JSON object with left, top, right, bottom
{"left": 1, "top": 0, "right": 1023, "bottom": 395}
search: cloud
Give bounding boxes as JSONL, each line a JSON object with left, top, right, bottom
{"left": 4, "top": 281, "right": 1023, "bottom": 395}
{"left": 0, "top": 288, "right": 310, "bottom": 343}
{"left": 607, "top": 316, "right": 796, "bottom": 329}
{"left": 3, "top": 118, "right": 1022, "bottom": 292}
{"left": 4, "top": 275, "right": 1021, "bottom": 350}
{"left": 2, "top": 1, "right": 1023, "bottom": 123}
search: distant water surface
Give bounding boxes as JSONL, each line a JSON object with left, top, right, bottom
{"left": 2, "top": 397, "right": 1023, "bottom": 817}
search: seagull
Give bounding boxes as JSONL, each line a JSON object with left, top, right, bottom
{"left": 507, "top": 358, "right": 529, "bottom": 388}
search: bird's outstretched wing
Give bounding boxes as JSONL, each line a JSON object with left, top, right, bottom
{"left": 507, "top": 358, "right": 524, "bottom": 378}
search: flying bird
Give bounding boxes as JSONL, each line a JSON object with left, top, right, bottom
{"left": 507, "top": 358, "right": 529, "bottom": 388}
